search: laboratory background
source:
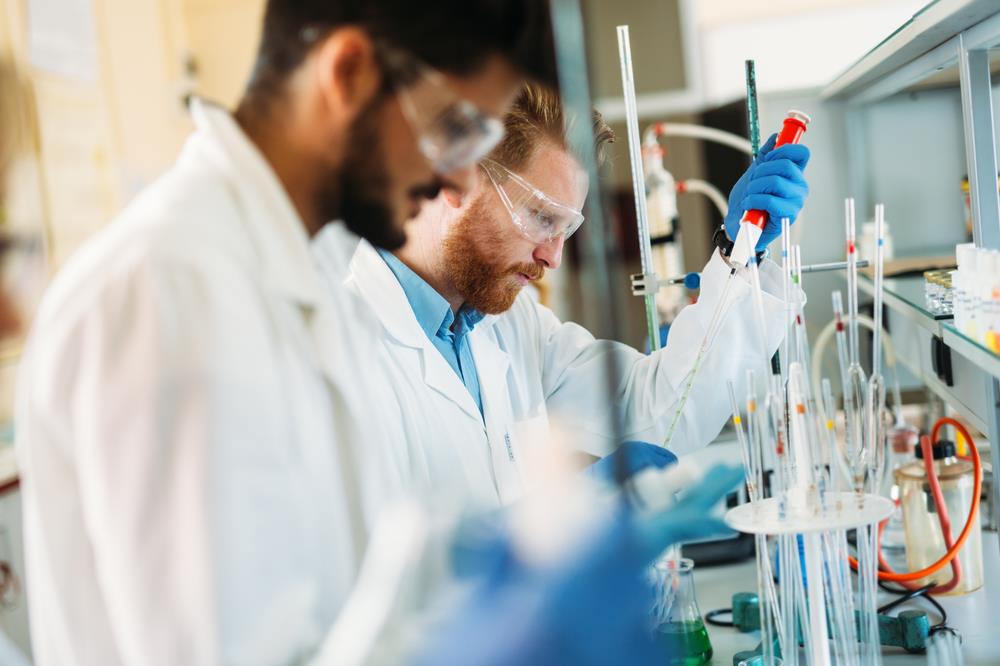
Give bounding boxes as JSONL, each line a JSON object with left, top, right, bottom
{"left": 0, "top": 0, "right": 999, "bottom": 664}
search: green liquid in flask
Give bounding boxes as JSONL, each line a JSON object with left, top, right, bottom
{"left": 656, "top": 620, "right": 713, "bottom": 665}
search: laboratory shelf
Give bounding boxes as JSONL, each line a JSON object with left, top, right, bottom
{"left": 858, "top": 272, "right": 1000, "bottom": 385}
{"left": 856, "top": 273, "right": 994, "bottom": 435}
{"left": 942, "top": 322, "right": 1000, "bottom": 382}
{"left": 823, "top": 0, "right": 1000, "bottom": 102}
{"left": 857, "top": 274, "right": 949, "bottom": 335}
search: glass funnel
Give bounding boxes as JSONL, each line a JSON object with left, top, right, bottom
{"left": 650, "top": 557, "right": 713, "bottom": 665}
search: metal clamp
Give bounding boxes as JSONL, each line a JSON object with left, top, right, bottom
{"left": 630, "top": 271, "right": 660, "bottom": 296}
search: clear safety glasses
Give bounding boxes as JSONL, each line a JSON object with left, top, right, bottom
{"left": 295, "top": 29, "right": 506, "bottom": 175}
{"left": 379, "top": 45, "right": 505, "bottom": 174}
{"left": 480, "top": 159, "right": 585, "bottom": 244}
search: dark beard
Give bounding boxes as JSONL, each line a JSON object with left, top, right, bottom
{"left": 315, "top": 96, "right": 407, "bottom": 251}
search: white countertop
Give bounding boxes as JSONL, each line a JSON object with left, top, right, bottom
{"left": 692, "top": 532, "right": 1000, "bottom": 665}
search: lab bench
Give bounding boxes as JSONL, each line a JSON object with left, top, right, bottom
{"left": 691, "top": 532, "right": 1000, "bottom": 665}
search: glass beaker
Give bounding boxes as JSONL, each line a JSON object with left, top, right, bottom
{"left": 650, "top": 557, "right": 713, "bottom": 665}
{"left": 881, "top": 424, "right": 920, "bottom": 551}
{"left": 895, "top": 442, "right": 983, "bottom": 595}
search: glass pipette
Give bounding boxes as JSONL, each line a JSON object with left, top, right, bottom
{"left": 663, "top": 114, "right": 810, "bottom": 449}
{"left": 822, "top": 377, "right": 853, "bottom": 489}
{"left": 866, "top": 204, "right": 888, "bottom": 492}
{"left": 728, "top": 380, "right": 757, "bottom": 501}
{"left": 843, "top": 199, "right": 868, "bottom": 492}
{"left": 781, "top": 217, "right": 792, "bottom": 386}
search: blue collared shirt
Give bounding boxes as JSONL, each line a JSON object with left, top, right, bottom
{"left": 379, "top": 250, "right": 486, "bottom": 416}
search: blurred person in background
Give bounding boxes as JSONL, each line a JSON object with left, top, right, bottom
{"left": 14, "top": 2, "right": 559, "bottom": 664}
{"left": 0, "top": 54, "right": 40, "bottom": 666}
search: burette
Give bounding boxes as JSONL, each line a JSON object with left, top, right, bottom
{"left": 617, "top": 25, "right": 661, "bottom": 352}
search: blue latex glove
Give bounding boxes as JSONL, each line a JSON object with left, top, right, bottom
{"left": 633, "top": 464, "right": 744, "bottom": 556}
{"left": 412, "top": 464, "right": 743, "bottom": 666}
{"left": 723, "top": 133, "right": 811, "bottom": 252}
{"left": 584, "top": 441, "right": 677, "bottom": 483}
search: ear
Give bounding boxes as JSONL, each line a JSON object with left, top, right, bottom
{"left": 442, "top": 187, "right": 465, "bottom": 209}
{"left": 313, "top": 28, "right": 381, "bottom": 126}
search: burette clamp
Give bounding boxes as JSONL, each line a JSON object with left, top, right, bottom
{"left": 630, "top": 271, "right": 660, "bottom": 296}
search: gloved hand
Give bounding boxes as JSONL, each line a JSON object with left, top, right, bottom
{"left": 418, "top": 507, "right": 661, "bottom": 666}
{"left": 584, "top": 441, "right": 677, "bottom": 483}
{"left": 723, "top": 133, "right": 810, "bottom": 252}
{"left": 633, "top": 464, "right": 744, "bottom": 559}
{"left": 415, "top": 464, "right": 743, "bottom": 666}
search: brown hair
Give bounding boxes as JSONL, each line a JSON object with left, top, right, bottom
{"left": 487, "top": 83, "right": 614, "bottom": 173}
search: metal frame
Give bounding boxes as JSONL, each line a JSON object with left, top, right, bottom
{"left": 957, "top": 32, "right": 1000, "bottom": 539}
{"left": 822, "top": 0, "right": 1000, "bottom": 100}
{"left": 834, "top": 4, "right": 1000, "bottom": 559}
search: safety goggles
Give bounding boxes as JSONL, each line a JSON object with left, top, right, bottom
{"left": 295, "top": 29, "right": 506, "bottom": 175}
{"left": 378, "top": 44, "right": 505, "bottom": 174}
{"left": 480, "top": 159, "right": 585, "bottom": 244}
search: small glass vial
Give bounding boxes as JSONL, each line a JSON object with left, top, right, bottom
{"left": 650, "top": 557, "right": 713, "bottom": 665}
{"left": 895, "top": 440, "right": 983, "bottom": 595}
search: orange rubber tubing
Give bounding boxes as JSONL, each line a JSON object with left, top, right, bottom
{"left": 876, "top": 435, "right": 962, "bottom": 593}
{"left": 849, "top": 417, "right": 981, "bottom": 582}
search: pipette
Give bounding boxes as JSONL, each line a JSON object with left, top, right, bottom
{"left": 662, "top": 111, "right": 814, "bottom": 448}
{"left": 865, "top": 204, "right": 888, "bottom": 492}
{"left": 729, "top": 111, "right": 811, "bottom": 268}
{"left": 830, "top": 292, "right": 853, "bottom": 404}
{"left": 843, "top": 199, "right": 868, "bottom": 492}
{"left": 781, "top": 218, "right": 793, "bottom": 384}
{"left": 729, "top": 381, "right": 780, "bottom": 666}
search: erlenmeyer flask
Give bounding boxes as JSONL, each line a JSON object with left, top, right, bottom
{"left": 650, "top": 557, "right": 713, "bottom": 665}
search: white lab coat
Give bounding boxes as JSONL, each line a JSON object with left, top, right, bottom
{"left": 343, "top": 239, "right": 793, "bottom": 505}
{"left": 16, "top": 100, "right": 410, "bottom": 665}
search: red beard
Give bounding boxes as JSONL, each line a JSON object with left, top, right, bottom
{"left": 442, "top": 195, "right": 544, "bottom": 314}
